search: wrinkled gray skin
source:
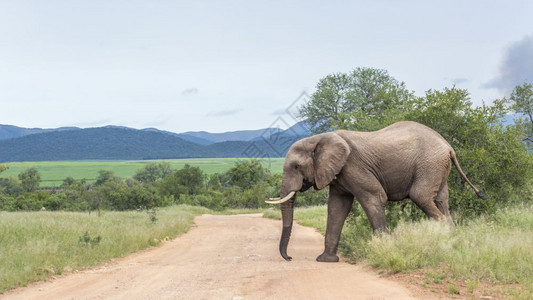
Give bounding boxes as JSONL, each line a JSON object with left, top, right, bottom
{"left": 276, "top": 121, "right": 484, "bottom": 262}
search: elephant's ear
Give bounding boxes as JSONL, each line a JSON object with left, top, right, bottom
{"left": 314, "top": 132, "right": 351, "bottom": 190}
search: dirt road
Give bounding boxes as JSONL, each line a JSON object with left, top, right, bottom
{"left": 3, "top": 214, "right": 425, "bottom": 300}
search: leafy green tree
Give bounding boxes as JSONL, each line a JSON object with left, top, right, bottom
{"left": 124, "top": 178, "right": 160, "bottom": 209}
{"left": 509, "top": 82, "right": 533, "bottom": 145}
{"left": 0, "top": 177, "right": 23, "bottom": 196}
{"left": 61, "top": 178, "right": 90, "bottom": 211}
{"left": 174, "top": 164, "right": 206, "bottom": 195}
{"left": 299, "top": 67, "right": 413, "bottom": 133}
{"left": 159, "top": 173, "right": 186, "bottom": 200}
{"left": 94, "top": 170, "right": 114, "bottom": 186}
{"left": 93, "top": 176, "right": 160, "bottom": 211}
{"left": 158, "top": 164, "right": 206, "bottom": 202}
{"left": 206, "top": 173, "right": 222, "bottom": 191}
{"left": 225, "top": 159, "right": 270, "bottom": 190}
{"left": 18, "top": 167, "right": 41, "bottom": 193}
{"left": 133, "top": 162, "right": 173, "bottom": 184}
{"left": 95, "top": 179, "right": 128, "bottom": 210}
{"left": 61, "top": 176, "right": 77, "bottom": 188}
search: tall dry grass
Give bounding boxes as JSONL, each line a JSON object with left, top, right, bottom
{"left": 0, "top": 205, "right": 209, "bottom": 293}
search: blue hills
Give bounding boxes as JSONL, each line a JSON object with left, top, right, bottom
{"left": 0, "top": 122, "right": 312, "bottom": 162}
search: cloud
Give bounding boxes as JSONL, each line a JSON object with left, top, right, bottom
{"left": 207, "top": 109, "right": 242, "bottom": 117}
{"left": 485, "top": 34, "right": 533, "bottom": 94}
{"left": 181, "top": 88, "right": 198, "bottom": 96}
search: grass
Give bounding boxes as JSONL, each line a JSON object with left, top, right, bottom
{"left": 0, "top": 158, "right": 285, "bottom": 187}
{"left": 367, "top": 205, "right": 533, "bottom": 284}
{"left": 0, "top": 205, "right": 211, "bottom": 293}
{"left": 264, "top": 203, "right": 533, "bottom": 298}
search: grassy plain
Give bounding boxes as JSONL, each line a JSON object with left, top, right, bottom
{"left": 0, "top": 205, "right": 211, "bottom": 293}
{"left": 0, "top": 158, "right": 285, "bottom": 187}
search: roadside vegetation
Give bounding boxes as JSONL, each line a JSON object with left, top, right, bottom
{"left": 0, "top": 159, "right": 295, "bottom": 212}
{"left": 0, "top": 205, "right": 210, "bottom": 293}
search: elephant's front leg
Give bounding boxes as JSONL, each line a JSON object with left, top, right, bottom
{"left": 317, "top": 188, "right": 353, "bottom": 262}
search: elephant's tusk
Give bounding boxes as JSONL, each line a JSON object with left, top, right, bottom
{"left": 265, "top": 191, "right": 296, "bottom": 204}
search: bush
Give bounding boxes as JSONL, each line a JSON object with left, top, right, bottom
{"left": 0, "top": 193, "right": 17, "bottom": 211}
{"left": 0, "top": 177, "right": 23, "bottom": 196}
{"left": 18, "top": 168, "right": 41, "bottom": 193}
{"left": 133, "top": 162, "right": 173, "bottom": 184}
{"left": 224, "top": 159, "right": 270, "bottom": 190}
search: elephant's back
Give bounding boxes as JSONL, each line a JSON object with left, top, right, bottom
{"left": 377, "top": 121, "right": 452, "bottom": 149}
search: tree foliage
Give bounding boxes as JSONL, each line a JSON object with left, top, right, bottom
{"left": 299, "top": 67, "right": 413, "bottom": 133}
{"left": 18, "top": 167, "right": 41, "bottom": 193}
{"left": 224, "top": 159, "right": 270, "bottom": 190}
{"left": 509, "top": 82, "right": 533, "bottom": 145}
{"left": 133, "top": 162, "right": 173, "bottom": 184}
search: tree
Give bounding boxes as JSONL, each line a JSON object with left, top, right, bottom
{"left": 18, "top": 167, "right": 41, "bottom": 193}
{"left": 225, "top": 159, "right": 270, "bottom": 190}
{"left": 509, "top": 82, "right": 533, "bottom": 145}
{"left": 61, "top": 176, "right": 76, "bottom": 188}
{"left": 94, "top": 170, "right": 115, "bottom": 186}
{"left": 207, "top": 173, "right": 222, "bottom": 191}
{"left": 299, "top": 67, "right": 414, "bottom": 133}
{"left": 133, "top": 162, "right": 173, "bottom": 184}
{"left": 174, "top": 164, "right": 206, "bottom": 195}
{"left": 159, "top": 164, "right": 205, "bottom": 199}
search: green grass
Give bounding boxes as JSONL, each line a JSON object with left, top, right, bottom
{"left": 264, "top": 203, "right": 533, "bottom": 298}
{"left": 0, "top": 158, "right": 285, "bottom": 187}
{"left": 0, "top": 205, "right": 211, "bottom": 293}
{"left": 367, "top": 205, "right": 533, "bottom": 284}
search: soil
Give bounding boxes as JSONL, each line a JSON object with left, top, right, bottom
{"left": 2, "top": 214, "right": 446, "bottom": 300}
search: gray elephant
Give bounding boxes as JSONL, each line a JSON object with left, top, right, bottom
{"left": 266, "top": 121, "right": 484, "bottom": 262}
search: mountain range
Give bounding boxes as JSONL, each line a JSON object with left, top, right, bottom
{"left": 0, "top": 122, "right": 312, "bottom": 162}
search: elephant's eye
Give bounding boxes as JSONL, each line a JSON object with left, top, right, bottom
{"left": 294, "top": 164, "right": 300, "bottom": 170}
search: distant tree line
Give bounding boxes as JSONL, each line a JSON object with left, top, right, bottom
{"left": 0, "top": 160, "right": 327, "bottom": 212}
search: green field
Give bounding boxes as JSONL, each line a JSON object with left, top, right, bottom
{"left": 0, "top": 158, "right": 285, "bottom": 187}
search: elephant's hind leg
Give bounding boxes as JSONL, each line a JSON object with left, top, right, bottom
{"left": 409, "top": 180, "right": 447, "bottom": 221}
{"left": 356, "top": 188, "right": 389, "bottom": 233}
{"left": 434, "top": 182, "right": 453, "bottom": 224}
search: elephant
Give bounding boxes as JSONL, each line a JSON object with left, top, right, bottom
{"left": 266, "top": 121, "right": 484, "bottom": 262}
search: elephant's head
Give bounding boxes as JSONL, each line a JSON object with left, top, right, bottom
{"left": 266, "top": 132, "right": 351, "bottom": 261}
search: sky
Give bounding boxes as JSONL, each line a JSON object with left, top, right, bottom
{"left": 1, "top": 1, "right": 532, "bottom": 133}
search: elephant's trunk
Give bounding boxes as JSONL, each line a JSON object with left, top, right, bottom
{"left": 279, "top": 191, "right": 295, "bottom": 261}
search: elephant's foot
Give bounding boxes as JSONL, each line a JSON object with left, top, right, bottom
{"left": 316, "top": 252, "right": 339, "bottom": 262}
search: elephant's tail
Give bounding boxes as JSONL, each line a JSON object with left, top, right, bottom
{"left": 450, "top": 150, "right": 486, "bottom": 200}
